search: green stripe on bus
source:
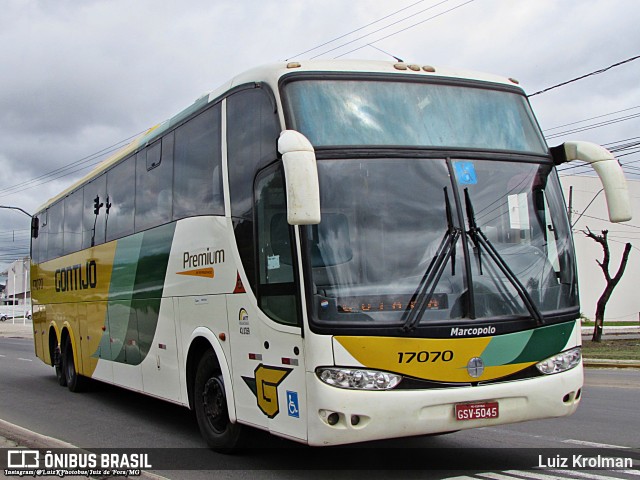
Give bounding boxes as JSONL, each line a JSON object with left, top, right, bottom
{"left": 98, "top": 223, "right": 176, "bottom": 365}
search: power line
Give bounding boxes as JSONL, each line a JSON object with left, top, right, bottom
{"left": 528, "top": 54, "right": 640, "bottom": 97}
{"left": 543, "top": 105, "right": 640, "bottom": 133}
{"left": 285, "top": 0, "right": 428, "bottom": 60}
{"left": 0, "top": 130, "right": 145, "bottom": 200}
{"left": 333, "top": 0, "right": 476, "bottom": 59}
{"left": 309, "top": 0, "right": 454, "bottom": 60}
{"left": 545, "top": 112, "right": 640, "bottom": 140}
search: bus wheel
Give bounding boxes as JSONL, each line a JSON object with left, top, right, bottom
{"left": 194, "top": 350, "right": 243, "bottom": 451}
{"left": 62, "top": 336, "right": 86, "bottom": 393}
{"left": 54, "top": 344, "right": 67, "bottom": 387}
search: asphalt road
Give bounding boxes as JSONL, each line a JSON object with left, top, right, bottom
{"left": 1, "top": 337, "right": 638, "bottom": 479}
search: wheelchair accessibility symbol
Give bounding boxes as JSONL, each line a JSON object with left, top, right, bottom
{"left": 286, "top": 390, "right": 300, "bottom": 418}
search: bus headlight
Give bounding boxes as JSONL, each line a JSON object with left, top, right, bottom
{"left": 317, "top": 367, "right": 402, "bottom": 390}
{"left": 536, "top": 347, "right": 582, "bottom": 375}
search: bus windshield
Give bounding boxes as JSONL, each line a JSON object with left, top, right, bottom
{"left": 284, "top": 78, "right": 547, "bottom": 154}
{"left": 305, "top": 158, "right": 577, "bottom": 327}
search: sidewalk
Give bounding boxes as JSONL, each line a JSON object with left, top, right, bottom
{"left": 0, "top": 320, "right": 33, "bottom": 338}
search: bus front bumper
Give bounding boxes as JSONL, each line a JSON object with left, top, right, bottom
{"left": 305, "top": 363, "right": 583, "bottom": 446}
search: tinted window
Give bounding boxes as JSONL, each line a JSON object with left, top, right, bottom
{"left": 106, "top": 157, "right": 136, "bottom": 241}
{"left": 33, "top": 211, "right": 48, "bottom": 264}
{"left": 82, "top": 174, "right": 107, "bottom": 248}
{"left": 173, "top": 104, "right": 223, "bottom": 219}
{"left": 226, "top": 87, "right": 281, "bottom": 293}
{"left": 135, "top": 136, "right": 173, "bottom": 232}
{"left": 47, "top": 201, "right": 64, "bottom": 260}
{"left": 255, "top": 165, "right": 300, "bottom": 325}
{"left": 63, "top": 188, "right": 83, "bottom": 255}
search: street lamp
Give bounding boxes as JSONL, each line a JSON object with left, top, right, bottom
{"left": 0, "top": 205, "right": 32, "bottom": 218}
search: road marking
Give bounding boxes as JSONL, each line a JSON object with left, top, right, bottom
{"left": 620, "top": 470, "right": 640, "bottom": 477}
{"left": 0, "top": 354, "right": 5, "bottom": 357}
{"left": 477, "top": 472, "right": 524, "bottom": 479}
{"left": 483, "top": 428, "right": 633, "bottom": 450}
{"left": 548, "top": 469, "right": 626, "bottom": 479}
{"left": 563, "top": 439, "right": 629, "bottom": 449}
{"left": 17, "top": 358, "right": 32, "bottom": 362}
{"left": 504, "top": 470, "right": 564, "bottom": 480}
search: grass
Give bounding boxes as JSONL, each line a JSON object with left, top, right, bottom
{"left": 582, "top": 321, "right": 639, "bottom": 327}
{"left": 581, "top": 338, "right": 640, "bottom": 361}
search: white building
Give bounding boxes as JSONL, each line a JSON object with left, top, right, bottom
{"left": 1, "top": 257, "right": 30, "bottom": 307}
{"left": 562, "top": 175, "right": 639, "bottom": 322}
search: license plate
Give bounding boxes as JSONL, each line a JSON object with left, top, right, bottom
{"left": 455, "top": 401, "right": 499, "bottom": 421}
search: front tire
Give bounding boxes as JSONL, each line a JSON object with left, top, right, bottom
{"left": 194, "top": 350, "right": 243, "bottom": 451}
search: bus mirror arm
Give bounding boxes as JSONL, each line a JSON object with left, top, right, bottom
{"left": 278, "top": 130, "right": 321, "bottom": 225}
{"left": 551, "top": 141, "right": 632, "bottom": 223}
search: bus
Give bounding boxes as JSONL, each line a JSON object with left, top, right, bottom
{"left": 30, "top": 60, "right": 632, "bottom": 449}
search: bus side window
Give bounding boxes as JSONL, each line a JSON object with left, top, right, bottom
{"left": 135, "top": 137, "right": 173, "bottom": 232}
{"left": 34, "top": 211, "right": 48, "bottom": 264}
{"left": 47, "top": 200, "right": 64, "bottom": 261}
{"left": 106, "top": 156, "right": 136, "bottom": 242}
{"left": 254, "top": 165, "right": 300, "bottom": 326}
{"left": 226, "top": 86, "right": 281, "bottom": 294}
{"left": 82, "top": 174, "right": 107, "bottom": 248}
{"left": 173, "top": 104, "right": 223, "bottom": 220}
{"left": 63, "top": 187, "right": 84, "bottom": 255}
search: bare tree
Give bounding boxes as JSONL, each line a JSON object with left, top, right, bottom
{"left": 582, "top": 227, "right": 632, "bottom": 342}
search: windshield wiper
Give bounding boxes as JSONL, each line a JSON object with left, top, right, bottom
{"left": 463, "top": 188, "right": 545, "bottom": 325}
{"left": 402, "top": 187, "right": 460, "bottom": 332}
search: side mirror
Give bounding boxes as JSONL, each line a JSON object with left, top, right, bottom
{"left": 31, "top": 216, "right": 39, "bottom": 239}
{"left": 278, "top": 130, "right": 321, "bottom": 225}
{"left": 551, "top": 141, "right": 632, "bottom": 223}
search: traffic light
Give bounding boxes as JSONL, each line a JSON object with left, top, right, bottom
{"left": 93, "top": 195, "right": 103, "bottom": 215}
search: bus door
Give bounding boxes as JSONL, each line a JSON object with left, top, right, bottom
{"left": 242, "top": 164, "right": 307, "bottom": 441}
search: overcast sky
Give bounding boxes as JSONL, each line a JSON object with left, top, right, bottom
{"left": 1, "top": 0, "right": 639, "bottom": 272}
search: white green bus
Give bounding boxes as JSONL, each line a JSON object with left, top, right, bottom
{"left": 30, "top": 60, "right": 631, "bottom": 449}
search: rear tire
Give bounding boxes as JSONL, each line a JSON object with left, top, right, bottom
{"left": 62, "top": 335, "right": 86, "bottom": 392}
{"left": 194, "top": 350, "right": 243, "bottom": 451}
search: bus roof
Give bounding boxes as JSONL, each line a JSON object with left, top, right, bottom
{"left": 37, "top": 60, "right": 522, "bottom": 212}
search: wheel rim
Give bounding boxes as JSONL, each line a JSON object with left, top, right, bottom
{"left": 201, "top": 376, "right": 228, "bottom": 434}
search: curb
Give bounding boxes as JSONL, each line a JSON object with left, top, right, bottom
{"left": 0, "top": 418, "right": 76, "bottom": 449}
{"left": 583, "top": 359, "right": 640, "bottom": 369}
{"left": 0, "top": 419, "right": 167, "bottom": 480}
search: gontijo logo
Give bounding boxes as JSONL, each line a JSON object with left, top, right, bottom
{"left": 55, "top": 260, "right": 97, "bottom": 292}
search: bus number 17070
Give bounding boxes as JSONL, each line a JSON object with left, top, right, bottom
{"left": 397, "top": 350, "right": 454, "bottom": 363}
